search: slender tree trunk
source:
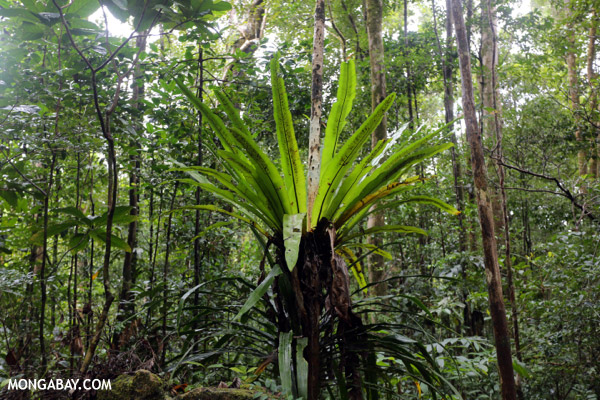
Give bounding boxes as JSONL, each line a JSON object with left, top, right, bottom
{"left": 587, "top": 11, "right": 599, "bottom": 178}
{"left": 222, "top": 0, "right": 266, "bottom": 80}
{"left": 69, "top": 150, "right": 82, "bottom": 372}
{"left": 193, "top": 47, "right": 204, "bottom": 343}
{"left": 304, "top": 1, "right": 326, "bottom": 398}
{"left": 39, "top": 154, "right": 56, "bottom": 372}
{"left": 451, "top": 1, "right": 517, "bottom": 399}
{"left": 86, "top": 158, "right": 95, "bottom": 349}
{"left": 483, "top": 2, "right": 523, "bottom": 394}
{"left": 308, "top": 0, "right": 325, "bottom": 229}
{"left": 116, "top": 34, "right": 147, "bottom": 345}
{"left": 480, "top": 0, "right": 504, "bottom": 237}
{"left": 564, "top": 0, "right": 587, "bottom": 177}
{"left": 404, "top": 0, "right": 414, "bottom": 129}
{"left": 340, "top": 0, "right": 364, "bottom": 59}
{"left": 365, "top": 0, "right": 388, "bottom": 297}
{"left": 161, "top": 182, "right": 179, "bottom": 366}
{"left": 328, "top": 0, "right": 347, "bottom": 60}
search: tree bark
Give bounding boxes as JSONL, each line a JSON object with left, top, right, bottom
{"left": 193, "top": 47, "right": 205, "bottom": 345}
{"left": 308, "top": 0, "right": 325, "bottom": 229}
{"left": 222, "top": 0, "right": 266, "bottom": 80}
{"left": 365, "top": 0, "right": 388, "bottom": 297}
{"left": 161, "top": 181, "right": 179, "bottom": 366}
{"left": 480, "top": 0, "right": 504, "bottom": 237}
{"left": 115, "top": 33, "right": 147, "bottom": 346}
{"left": 564, "top": 0, "right": 587, "bottom": 177}
{"left": 451, "top": 0, "right": 517, "bottom": 398}
{"left": 404, "top": 0, "right": 414, "bottom": 129}
{"left": 587, "top": 11, "right": 599, "bottom": 178}
{"left": 482, "top": 2, "right": 523, "bottom": 395}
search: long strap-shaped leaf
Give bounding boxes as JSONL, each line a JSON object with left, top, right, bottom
{"left": 180, "top": 180, "right": 278, "bottom": 232}
{"left": 173, "top": 76, "right": 237, "bottom": 152}
{"left": 312, "top": 93, "right": 396, "bottom": 227}
{"left": 324, "top": 123, "right": 409, "bottom": 220}
{"left": 218, "top": 150, "right": 285, "bottom": 227}
{"left": 173, "top": 166, "right": 279, "bottom": 228}
{"left": 180, "top": 205, "right": 270, "bottom": 238}
{"left": 213, "top": 90, "right": 253, "bottom": 138}
{"left": 228, "top": 127, "right": 292, "bottom": 216}
{"left": 270, "top": 56, "right": 307, "bottom": 214}
{"left": 341, "top": 143, "right": 454, "bottom": 220}
{"left": 338, "top": 225, "right": 427, "bottom": 247}
{"left": 322, "top": 60, "right": 356, "bottom": 167}
{"left": 335, "top": 178, "right": 422, "bottom": 229}
{"left": 371, "top": 195, "right": 460, "bottom": 217}
{"left": 336, "top": 246, "right": 367, "bottom": 294}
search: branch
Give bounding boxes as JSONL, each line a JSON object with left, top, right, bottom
{"left": 498, "top": 160, "right": 597, "bottom": 222}
{"left": 0, "top": 149, "right": 46, "bottom": 196}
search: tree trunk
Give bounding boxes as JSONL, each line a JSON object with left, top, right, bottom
{"left": 161, "top": 181, "right": 179, "bottom": 366}
{"left": 404, "top": 0, "right": 414, "bottom": 129}
{"left": 480, "top": 0, "right": 504, "bottom": 237}
{"left": 39, "top": 154, "right": 56, "bottom": 372}
{"left": 308, "top": 0, "right": 325, "bottom": 228}
{"left": 564, "top": 0, "right": 587, "bottom": 177}
{"left": 222, "top": 0, "right": 266, "bottom": 80}
{"left": 281, "top": 221, "right": 364, "bottom": 400}
{"left": 587, "top": 11, "right": 599, "bottom": 178}
{"left": 482, "top": 2, "right": 523, "bottom": 395}
{"left": 115, "top": 33, "right": 147, "bottom": 346}
{"left": 193, "top": 47, "right": 204, "bottom": 345}
{"left": 365, "top": 0, "right": 388, "bottom": 297}
{"left": 451, "top": 0, "right": 517, "bottom": 399}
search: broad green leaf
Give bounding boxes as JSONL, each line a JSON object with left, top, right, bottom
{"left": 324, "top": 124, "right": 409, "bottom": 220}
{"left": 94, "top": 206, "right": 134, "bottom": 226}
{"left": 65, "top": 0, "right": 100, "bottom": 17}
{"left": 214, "top": 91, "right": 252, "bottom": 137}
{"left": 0, "top": 8, "right": 40, "bottom": 24}
{"left": 283, "top": 213, "right": 304, "bottom": 271}
{"left": 339, "top": 225, "right": 426, "bottom": 247}
{"left": 173, "top": 76, "right": 238, "bottom": 152}
{"left": 68, "top": 232, "right": 89, "bottom": 254}
{"left": 211, "top": 1, "right": 232, "bottom": 11}
{"left": 90, "top": 229, "right": 131, "bottom": 252}
{"left": 218, "top": 150, "right": 286, "bottom": 223}
{"left": 270, "top": 55, "right": 307, "bottom": 214}
{"left": 30, "top": 220, "right": 78, "bottom": 244}
{"left": 313, "top": 92, "right": 396, "bottom": 227}
{"left": 0, "top": 190, "right": 19, "bottom": 208}
{"left": 373, "top": 196, "right": 460, "bottom": 217}
{"left": 336, "top": 177, "right": 424, "bottom": 229}
{"left": 340, "top": 143, "right": 453, "bottom": 221}
{"left": 278, "top": 331, "right": 294, "bottom": 396}
{"left": 322, "top": 60, "right": 356, "bottom": 166}
{"left": 234, "top": 265, "right": 282, "bottom": 321}
{"left": 179, "top": 179, "right": 279, "bottom": 231}
{"left": 341, "top": 242, "right": 392, "bottom": 260}
{"left": 513, "top": 360, "right": 532, "bottom": 378}
{"left": 227, "top": 128, "right": 291, "bottom": 216}
{"left": 296, "top": 337, "right": 309, "bottom": 400}
{"left": 172, "top": 165, "right": 276, "bottom": 225}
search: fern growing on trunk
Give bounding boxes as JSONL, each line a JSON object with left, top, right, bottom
{"left": 172, "top": 55, "right": 459, "bottom": 400}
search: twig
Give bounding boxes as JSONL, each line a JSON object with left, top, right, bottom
{"left": 498, "top": 159, "right": 597, "bottom": 221}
